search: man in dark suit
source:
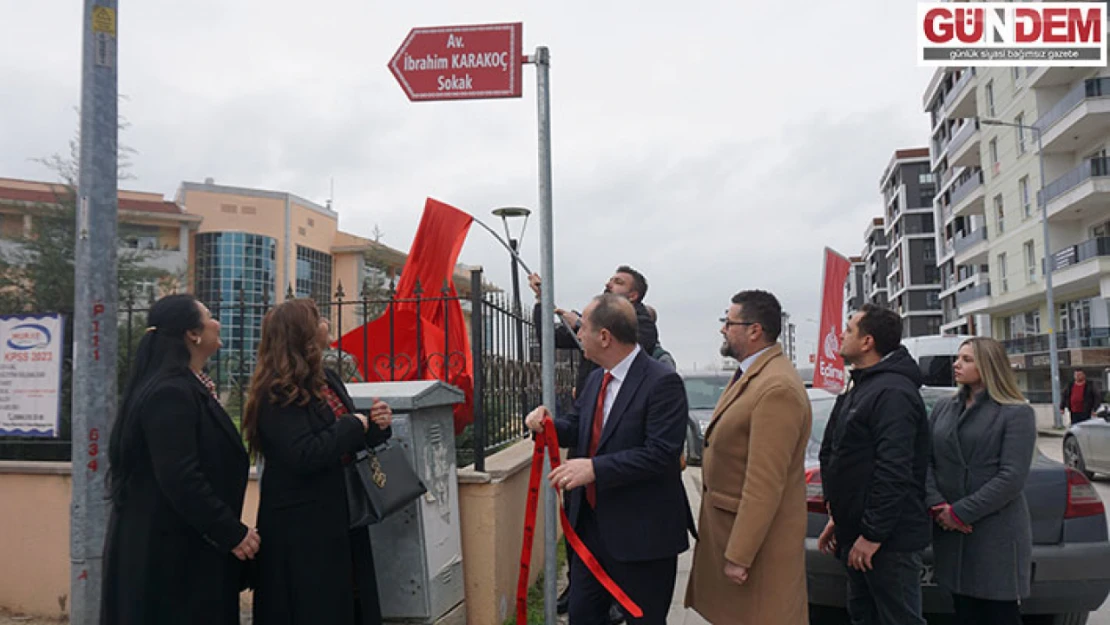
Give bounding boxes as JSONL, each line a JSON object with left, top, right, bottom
{"left": 525, "top": 293, "right": 690, "bottom": 624}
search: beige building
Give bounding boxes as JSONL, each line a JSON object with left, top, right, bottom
{"left": 175, "top": 179, "right": 480, "bottom": 365}
{"left": 923, "top": 64, "right": 1110, "bottom": 400}
{"left": 0, "top": 177, "right": 201, "bottom": 295}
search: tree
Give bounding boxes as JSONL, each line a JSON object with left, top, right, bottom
{"left": 356, "top": 224, "right": 396, "bottom": 322}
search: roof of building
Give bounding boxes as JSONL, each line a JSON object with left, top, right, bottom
{"left": 0, "top": 177, "right": 192, "bottom": 218}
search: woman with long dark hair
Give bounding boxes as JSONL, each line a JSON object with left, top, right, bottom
{"left": 101, "top": 293, "right": 258, "bottom": 625}
{"left": 926, "top": 337, "right": 1037, "bottom": 625}
{"left": 245, "top": 298, "right": 393, "bottom": 625}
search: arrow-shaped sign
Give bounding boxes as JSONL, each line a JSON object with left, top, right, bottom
{"left": 388, "top": 22, "right": 524, "bottom": 101}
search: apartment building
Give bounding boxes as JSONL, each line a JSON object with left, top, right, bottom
{"left": 880, "top": 148, "right": 943, "bottom": 337}
{"left": 922, "top": 65, "right": 1110, "bottom": 401}
{"left": 845, "top": 255, "right": 866, "bottom": 316}
{"left": 862, "top": 217, "right": 889, "bottom": 308}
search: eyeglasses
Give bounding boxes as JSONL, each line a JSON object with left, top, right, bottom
{"left": 720, "top": 318, "right": 757, "bottom": 329}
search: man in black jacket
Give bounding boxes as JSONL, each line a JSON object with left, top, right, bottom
{"left": 817, "top": 304, "right": 930, "bottom": 625}
{"left": 529, "top": 265, "right": 660, "bottom": 398}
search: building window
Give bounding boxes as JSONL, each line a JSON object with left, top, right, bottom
{"left": 241, "top": 206, "right": 257, "bottom": 215}
{"left": 1019, "top": 176, "right": 1031, "bottom": 218}
{"left": 298, "top": 227, "right": 307, "bottom": 236}
{"left": 220, "top": 204, "right": 237, "bottom": 214}
{"left": 989, "top": 138, "right": 1000, "bottom": 175}
{"left": 1012, "top": 66, "right": 1021, "bottom": 82}
{"left": 1024, "top": 240, "right": 1036, "bottom": 284}
{"left": 307, "top": 218, "right": 315, "bottom": 228}
{"left": 1016, "top": 113, "right": 1026, "bottom": 154}
{"left": 123, "top": 225, "right": 162, "bottom": 250}
{"left": 295, "top": 245, "right": 334, "bottom": 315}
{"left": 994, "top": 194, "right": 1005, "bottom": 234}
{"left": 986, "top": 80, "right": 995, "bottom": 116}
{"left": 998, "top": 252, "right": 1009, "bottom": 293}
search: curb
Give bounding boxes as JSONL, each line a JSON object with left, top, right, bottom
{"left": 1038, "top": 428, "right": 1068, "bottom": 438}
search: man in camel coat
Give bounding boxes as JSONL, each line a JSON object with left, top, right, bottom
{"left": 685, "top": 290, "right": 812, "bottom": 625}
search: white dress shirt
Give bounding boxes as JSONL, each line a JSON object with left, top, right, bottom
{"left": 601, "top": 344, "right": 641, "bottom": 428}
{"left": 737, "top": 345, "right": 774, "bottom": 378}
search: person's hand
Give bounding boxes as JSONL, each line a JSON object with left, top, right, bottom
{"left": 555, "top": 308, "right": 581, "bottom": 328}
{"left": 232, "top": 527, "right": 260, "bottom": 561}
{"left": 936, "top": 504, "right": 972, "bottom": 534}
{"left": 528, "top": 273, "right": 542, "bottom": 299}
{"left": 548, "top": 459, "right": 595, "bottom": 491}
{"left": 353, "top": 413, "right": 370, "bottom": 433}
{"left": 847, "top": 536, "right": 881, "bottom": 571}
{"left": 817, "top": 519, "right": 837, "bottom": 555}
{"left": 723, "top": 560, "right": 749, "bottom": 585}
{"left": 368, "top": 398, "right": 392, "bottom": 430}
{"left": 525, "top": 406, "right": 550, "bottom": 433}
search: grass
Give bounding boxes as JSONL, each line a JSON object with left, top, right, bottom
{"left": 503, "top": 540, "right": 567, "bottom": 625}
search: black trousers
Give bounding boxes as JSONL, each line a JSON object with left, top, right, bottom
{"left": 568, "top": 506, "right": 676, "bottom": 625}
{"left": 952, "top": 594, "right": 1021, "bottom": 625}
{"left": 841, "top": 548, "right": 926, "bottom": 625}
{"left": 1071, "top": 411, "right": 1092, "bottom": 426}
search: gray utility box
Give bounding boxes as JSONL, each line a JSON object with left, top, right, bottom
{"left": 347, "top": 380, "right": 466, "bottom": 624}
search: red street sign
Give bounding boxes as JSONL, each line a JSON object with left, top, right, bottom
{"left": 388, "top": 22, "right": 524, "bottom": 101}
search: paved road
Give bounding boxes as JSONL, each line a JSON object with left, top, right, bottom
{"left": 667, "top": 435, "right": 1110, "bottom": 624}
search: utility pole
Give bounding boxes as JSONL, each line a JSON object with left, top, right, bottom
{"left": 71, "top": 1, "right": 119, "bottom": 622}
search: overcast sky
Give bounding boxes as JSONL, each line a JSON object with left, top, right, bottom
{"left": 2, "top": 0, "right": 937, "bottom": 370}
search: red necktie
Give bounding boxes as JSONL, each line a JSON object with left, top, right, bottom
{"left": 586, "top": 372, "right": 614, "bottom": 508}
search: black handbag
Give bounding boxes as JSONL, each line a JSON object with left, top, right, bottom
{"left": 346, "top": 441, "right": 427, "bottom": 528}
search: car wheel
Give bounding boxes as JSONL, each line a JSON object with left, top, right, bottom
{"left": 1063, "top": 436, "right": 1095, "bottom": 480}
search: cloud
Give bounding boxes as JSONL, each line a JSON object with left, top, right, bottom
{"left": 1, "top": 0, "right": 939, "bottom": 370}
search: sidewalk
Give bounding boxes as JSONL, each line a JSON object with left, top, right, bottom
{"left": 666, "top": 467, "right": 710, "bottom": 625}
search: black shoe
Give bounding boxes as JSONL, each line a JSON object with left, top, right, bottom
{"left": 608, "top": 603, "right": 626, "bottom": 625}
{"left": 556, "top": 585, "right": 570, "bottom": 615}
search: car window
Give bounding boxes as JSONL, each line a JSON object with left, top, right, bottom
{"left": 684, "top": 376, "right": 731, "bottom": 410}
{"left": 810, "top": 397, "right": 837, "bottom": 442}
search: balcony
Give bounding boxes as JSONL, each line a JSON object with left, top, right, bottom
{"left": 1042, "top": 156, "right": 1110, "bottom": 221}
{"left": 1048, "top": 237, "right": 1110, "bottom": 297}
{"left": 953, "top": 227, "right": 989, "bottom": 264}
{"left": 1034, "top": 78, "right": 1110, "bottom": 154}
{"left": 1002, "top": 326, "right": 1110, "bottom": 356}
{"left": 948, "top": 119, "right": 981, "bottom": 169}
{"left": 1027, "top": 66, "right": 1095, "bottom": 89}
{"left": 945, "top": 68, "right": 978, "bottom": 119}
{"left": 951, "top": 171, "right": 986, "bottom": 217}
{"left": 956, "top": 280, "right": 991, "bottom": 314}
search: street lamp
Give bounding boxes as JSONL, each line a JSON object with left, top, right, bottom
{"left": 491, "top": 206, "right": 531, "bottom": 366}
{"left": 979, "top": 116, "right": 1063, "bottom": 428}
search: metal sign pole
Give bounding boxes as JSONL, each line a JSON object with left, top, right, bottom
{"left": 71, "top": 1, "right": 119, "bottom": 622}
{"left": 531, "top": 45, "right": 559, "bottom": 625}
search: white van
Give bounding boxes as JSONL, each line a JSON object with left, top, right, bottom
{"left": 901, "top": 334, "right": 973, "bottom": 388}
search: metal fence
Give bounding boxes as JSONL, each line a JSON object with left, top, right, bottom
{"left": 0, "top": 268, "right": 580, "bottom": 469}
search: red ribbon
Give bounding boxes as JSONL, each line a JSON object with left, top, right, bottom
{"left": 516, "top": 417, "right": 643, "bottom": 623}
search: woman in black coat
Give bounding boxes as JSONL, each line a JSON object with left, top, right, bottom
{"left": 101, "top": 294, "right": 259, "bottom": 625}
{"left": 245, "top": 298, "right": 393, "bottom": 625}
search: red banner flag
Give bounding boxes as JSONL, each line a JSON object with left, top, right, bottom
{"left": 336, "top": 198, "right": 475, "bottom": 433}
{"left": 812, "top": 247, "right": 851, "bottom": 394}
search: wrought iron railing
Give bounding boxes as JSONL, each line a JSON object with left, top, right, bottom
{"left": 0, "top": 268, "right": 578, "bottom": 469}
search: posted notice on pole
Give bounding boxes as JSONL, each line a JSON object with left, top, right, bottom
{"left": 0, "top": 314, "right": 64, "bottom": 437}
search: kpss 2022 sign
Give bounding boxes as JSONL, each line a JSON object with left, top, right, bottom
{"left": 0, "top": 313, "right": 65, "bottom": 437}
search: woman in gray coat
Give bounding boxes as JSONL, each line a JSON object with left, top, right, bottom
{"left": 926, "top": 337, "right": 1037, "bottom": 625}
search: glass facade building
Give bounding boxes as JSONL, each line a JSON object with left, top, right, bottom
{"left": 296, "top": 244, "right": 333, "bottom": 314}
{"left": 195, "top": 232, "right": 277, "bottom": 376}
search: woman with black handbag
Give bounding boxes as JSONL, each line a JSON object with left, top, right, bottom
{"left": 102, "top": 294, "right": 259, "bottom": 625}
{"left": 244, "top": 298, "right": 393, "bottom": 625}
